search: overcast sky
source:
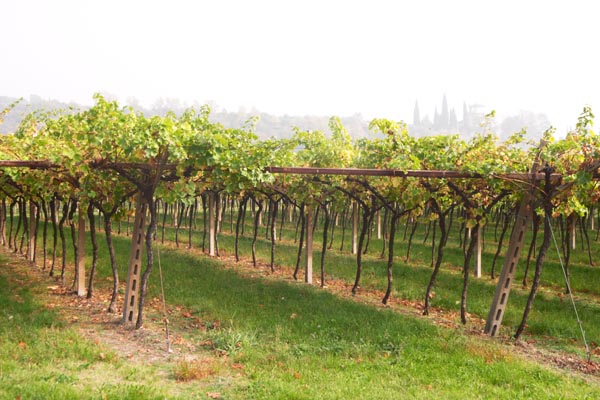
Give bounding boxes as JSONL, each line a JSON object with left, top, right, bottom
{"left": 2, "top": 0, "right": 598, "bottom": 133}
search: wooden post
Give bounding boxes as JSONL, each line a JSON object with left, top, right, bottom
{"left": 305, "top": 205, "right": 313, "bottom": 284}
{"left": 352, "top": 201, "right": 358, "bottom": 255}
{"left": 28, "top": 201, "right": 36, "bottom": 262}
{"left": 377, "top": 210, "right": 381, "bottom": 240}
{"left": 208, "top": 192, "right": 216, "bottom": 256}
{"left": 122, "top": 195, "right": 147, "bottom": 323}
{"left": 474, "top": 225, "right": 482, "bottom": 278}
{"left": 76, "top": 210, "right": 86, "bottom": 297}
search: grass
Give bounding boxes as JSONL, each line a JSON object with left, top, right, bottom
{"left": 3, "top": 209, "right": 600, "bottom": 398}
{"left": 0, "top": 252, "right": 227, "bottom": 400}
{"left": 151, "top": 212, "right": 600, "bottom": 353}
{"left": 173, "top": 358, "right": 219, "bottom": 382}
{"left": 99, "top": 236, "right": 600, "bottom": 399}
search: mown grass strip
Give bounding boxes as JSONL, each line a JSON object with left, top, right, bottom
{"left": 0, "top": 252, "right": 223, "bottom": 400}
{"left": 85, "top": 234, "right": 600, "bottom": 399}
{"left": 148, "top": 217, "right": 600, "bottom": 354}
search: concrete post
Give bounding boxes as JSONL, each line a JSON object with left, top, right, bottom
{"left": 474, "top": 225, "right": 482, "bottom": 278}
{"left": 571, "top": 219, "right": 576, "bottom": 250}
{"left": 485, "top": 154, "right": 541, "bottom": 336}
{"left": 122, "top": 195, "right": 147, "bottom": 323}
{"left": 28, "top": 201, "right": 36, "bottom": 262}
{"left": 0, "top": 199, "right": 5, "bottom": 246}
{"left": 352, "top": 202, "right": 358, "bottom": 255}
{"left": 305, "top": 205, "right": 313, "bottom": 284}
{"left": 76, "top": 210, "right": 86, "bottom": 296}
{"left": 209, "top": 192, "right": 216, "bottom": 256}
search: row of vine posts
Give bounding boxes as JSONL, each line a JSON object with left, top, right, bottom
{"left": 0, "top": 159, "right": 592, "bottom": 340}
{"left": 0, "top": 97, "right": 599, "bottom": 344}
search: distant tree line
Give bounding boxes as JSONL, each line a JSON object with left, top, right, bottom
{"left": 0, "top": 95, "right": 371, "bottom": 140}
{"left": 1, "top": 94, "right": 550, "bottom": 141}
{"left": 411, "top": 94, "right": 551, "bottom": 140}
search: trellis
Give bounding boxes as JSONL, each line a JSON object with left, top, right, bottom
{"left": 0, "top": 160, "right": 566, "bottom": 336}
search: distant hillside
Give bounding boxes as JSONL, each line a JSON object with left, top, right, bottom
{"left": 0, "top": 95, "right": 371, "bottom": 139}
{"left": 1, "top": 95, "right": 548, "bottom": 141}
{"left": 0, "top": 95, "right": 78, "bottom": 134}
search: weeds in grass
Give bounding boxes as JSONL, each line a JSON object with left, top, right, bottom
{"left": 173, "top": 358, "right": 217, "bottom": 381}
{"left": 205, "top": 327, "right": 258, "bottom": 356}
{"left": 465, "top": 341, "right": 513, "bottom": 364}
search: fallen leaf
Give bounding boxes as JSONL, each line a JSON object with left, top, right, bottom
{"left": 173, "top": 336, "right": 185, "bottom": 345}
{"left": 207, "top": 392, "right": 221, "bottom": 399}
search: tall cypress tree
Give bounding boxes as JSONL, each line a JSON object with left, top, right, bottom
{"left": 413, "top": 100, "right": 421, "bottom": 126}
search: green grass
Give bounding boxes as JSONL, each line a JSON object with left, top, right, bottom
{"left": 112, "top": 236, "right": 600, "bottom": 398}
{"left": 4, "top": 210, "right": 600, "bottom": 398}
{"left": 150, "top": 212, "right": 600, "bottom": 352}
{"left": 63, "top": 224, "right": 597, "bottom": 398}
{"left": 0, "top": 253, "right": 224, "bottom": 400}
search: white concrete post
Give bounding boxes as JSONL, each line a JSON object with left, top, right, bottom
{"left": 352, "top": 202, "right": 358, "bottom": 255}
{"left": 475, "top": 225, "right": 482, "bottom": 278}
{"left": 209, "top": 193, "right": 216, "bottom": 256}
{"left": 305, "top": 205, "right": 313, "bottom": 284}
{"left": 76, "top": 210, "right": 86, "bottom": 296}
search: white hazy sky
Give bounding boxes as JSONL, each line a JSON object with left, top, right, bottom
{"left": 2, "top": 0, "right": 598, "bottom": 133}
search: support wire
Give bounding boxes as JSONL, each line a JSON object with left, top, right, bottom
{"left": 548, "top": 216, "right": 591, "bottom": 362}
